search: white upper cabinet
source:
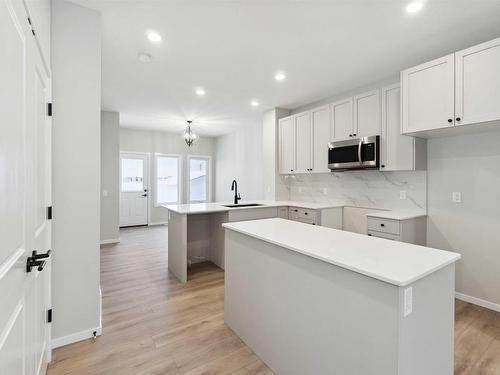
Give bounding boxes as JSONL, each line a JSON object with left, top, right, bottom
{"left": 380, "top": 84, "right": 426, "bottom": 171}
{"left": 455, "top": 38, "right": 500, "bottom": 126}
{"left": 279, "top": 117, "right": 296, "bottom": 174}
{"left": 311, "top": 106, "right": 331, "bottom": 173}
{"left": 331, "top": 98, "right": 353, "bottom": 141}
{"left": 295, "top": 111, "right": 312, "bottom": 173}
{"left": 25, "top": 0, "right": 51, "bottom": 70}
{"left": 353, "top": 89, "right": 381, "bottom": 138}
{"left": 401, "top": 54, "right": 455, "bottom": 133}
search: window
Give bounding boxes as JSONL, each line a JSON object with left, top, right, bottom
{"left": 155, "top": 154, "right": 180, "bottom": 205}
{"left": 121, "top": 158, "right": 145, "bottom": 192}
{"left": 188, "top": 156, "right": 210, "bottom": 203}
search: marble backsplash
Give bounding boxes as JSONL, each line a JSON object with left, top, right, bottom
{"left": 280, "top": 170, "right": 426, "bottom": 211}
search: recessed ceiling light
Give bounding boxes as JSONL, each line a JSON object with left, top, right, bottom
{"left": 251, "top": 100, "right": 259, "bottom": 107}
{"left": 195, "top": 88, "right": 205, "bottom": 96}
{"left": 147, "top": 31, "right": 162, "bottom": 43}
{"left": 274, "top": 72, "right": 286, "bottom": 81}
{"left": 406, "top": 1, "right": 424, "bottom": 13}
{"left": 137, "top": 53, "right": 152, "bottom": 63}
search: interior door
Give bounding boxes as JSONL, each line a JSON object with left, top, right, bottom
{"left": 120, "top": 153, "right": 149, "bottom": 227}
{"left": 354, "top": 89, "right": 381, "bottom": 138}
{"left": 455, "top": 37, "right": 500, "bottom": 126}
{"left": 401, "top": 54, "right": 455, "bottom": 133}
{"left": 295, "top": 111, "right": 312, "bottom": 173}
{"left": 331, "top": 98, "right": 353, "bottom": 141}
{"left": 0, "top": 1, "right": 51, "bottom": 374}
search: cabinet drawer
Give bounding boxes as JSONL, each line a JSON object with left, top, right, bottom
{"left": 296, "top": 217, "right": 317, "bottom": 226}
{"left": 289, "top": 207, "right": 316, "bottom": 220}
{"left": 228, "top": 207, "right": 278, "bottom": 222}
{"left": 367, "top": 230, "right": 400, "bottom": 241}
{"left": 278, "top": 207, "right": 289, "bottom": 219}
{"left": 367, "top": 217, "right": 400, "bottom": 235}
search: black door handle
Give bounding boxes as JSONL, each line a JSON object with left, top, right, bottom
{"left": 27, "top": 250, "right": 50, "bottom": 272}
{"left": 142, "top": 194, "right": 148, "bottom": 197}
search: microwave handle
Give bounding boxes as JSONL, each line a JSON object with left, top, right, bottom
{"left": 357, "top": 139, "right": 363, "bottom": 165}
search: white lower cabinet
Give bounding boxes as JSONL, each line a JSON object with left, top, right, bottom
{"left": 380, "top": 84, "right": 426, "bottom": 171}
{"left": 288, "top": 207, "right": 320, "bottom": 225}
{"left": 228, "top": 207, "right": 278, "bottom": 222}
{"left": 366, "top": 216, "right": 426, "bottom": 245}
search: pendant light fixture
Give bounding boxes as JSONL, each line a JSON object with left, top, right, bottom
{"left": 184, "top": 120, "right": 198, "bottom": 147}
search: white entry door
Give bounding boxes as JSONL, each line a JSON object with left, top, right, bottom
{"left": 0, "top": 1, "right": 52, "bottom": 374}
{"left": 120, "top": 153, "right": 149, "bottom": 227}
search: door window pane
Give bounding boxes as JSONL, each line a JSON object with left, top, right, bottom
{"left": 189, "top": 157, "right": 209, "bottom": 202}
{"left": 156, "top": 156, "right": 179, "bottom": 204}
{"left": 121, "top": 158, "right": 144, "bottom": 192}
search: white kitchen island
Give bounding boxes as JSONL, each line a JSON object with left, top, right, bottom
{"left": 223, "top": 218, "right": 461, "bottom": 375}
{"left": 163, "top": 201, "right": 344, "bottom": 283}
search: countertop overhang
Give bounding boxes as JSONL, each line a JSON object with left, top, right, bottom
{"left": 222, "top": 218, "right": 461, "bottom": 287}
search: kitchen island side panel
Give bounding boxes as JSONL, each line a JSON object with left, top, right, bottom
{"left": 224, "top": 230, "right": 400, "bottom": 375}
{"left": 167, "top": 211, "right": 187, "bottom": 283}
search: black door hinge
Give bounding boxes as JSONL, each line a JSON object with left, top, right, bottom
{"left": 27, "top": 17, "right": 32, "bottom": 25}
{"left": 47, "top": 309, "right": 52, "bottom": 323}
{"left": 47, "top": 103, "right": 52, "bottom": 117}
{"left": 47, "top": 206, "right": 52, "bottom": 220}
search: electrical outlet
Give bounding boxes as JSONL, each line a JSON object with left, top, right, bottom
{"left": 404, "top": 287, "right": 413, "bottom": 317}
{"left": 452, "top": 192, "right": 462, "bottom": 203}
{"left": 399, "top": 190, "right": 407, "bottom": 200}
{"left": 102, "top": 189, "right": 108, "bottom": 197}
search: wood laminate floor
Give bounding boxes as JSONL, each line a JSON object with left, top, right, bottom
{"left": 47, "top": 226, "right": 500, "bottom": 375}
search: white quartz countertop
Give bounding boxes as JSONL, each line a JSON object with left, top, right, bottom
{"left": 222, "top": 218, "right": 460, "bottom": 287}
{"left": 162, "top": 200, "right": 344, "bottom": 214}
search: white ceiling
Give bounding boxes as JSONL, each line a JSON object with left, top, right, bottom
{"left": 74, "top": 0, "right": 500, "bottom": 137}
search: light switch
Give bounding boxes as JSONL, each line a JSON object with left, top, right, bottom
{"left": 102, "top": 189, "right": 108, "bottom": 197}
{"left": 452, "top": 192, "right": 462, "bottom": 203}
{"left": 399, "top": 190, "right": 407, "bottom": 200}
{"left": 404, "top": 287, "right": 413, "bottom": 317}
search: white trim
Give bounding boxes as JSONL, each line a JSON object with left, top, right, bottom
{"left": 456, "top": 292, "right": 500, "bottom": 312}
{"left": 0, "top": 300, "right": 23, "bottom": 350}
{"left": 153, "top": 153, "right": 182, "bottom": 206}
{"left": 51, "top": 326, "right": 102, "bottom": 349}
{"left": 148, "top": 221, "right": 168, "bottom": 226}
{"left": 187, "top": 154, "right": 212, "bottom": 203}
{"left": 0, "top": 247, "right": 25, "bottom": 281}
{"left": 100, "top": 238, "right": 120, "bottom": 245}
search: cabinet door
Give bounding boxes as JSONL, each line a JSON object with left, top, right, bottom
{"left": 401, "top": 54, "right": 455, "bottom": 133}
{"left": 331, "top": 98, "right": 353, "bottom": 141}
{"left": 279, "top": 117, "right": 295, "bottom": 174}
{"left": 353, "top": 89, "right": 381, "bottom": 137}
{"left": 295, "top": 111, "right": 312, "bottom": 173}
{"left": 311, "top": 106, "right": 330, "bottom": 173}
{"left": 381, "top": 84, "right": 415, "bottom": 171}
{"left": 455, "top": 37, "right": 500, "bottom": 126}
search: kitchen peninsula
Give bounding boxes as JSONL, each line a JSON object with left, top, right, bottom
{"left": 163, "top": 200, "right": 344, "bottom": 282}
{"left": 223, "top": 218, "right": 461, "bottom": 375}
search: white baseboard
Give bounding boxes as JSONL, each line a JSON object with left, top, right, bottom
{"left": 100, "top": 238, "right": 120, "bottom": 245}
{"left": 52, "top": 326, "right": 102, "bottom": 349}
{"left": 149, "top": 221, "right": 168, "bottom": 226}
{"left": 456, "top": 292, "right": 500, "bottom": 312}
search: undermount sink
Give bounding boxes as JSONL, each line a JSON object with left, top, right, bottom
{"left": 223, "top": 203, "right": 264, "bottom": 208}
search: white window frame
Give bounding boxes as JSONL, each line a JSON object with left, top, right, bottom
{"left": 187, "top": 155, "right": 212, "bottom": 203}
{"left": 154, "top": 153, "right": 182, "bottom": 206}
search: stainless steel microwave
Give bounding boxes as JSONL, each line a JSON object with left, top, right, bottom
{"left": 328, "top": 136, "right": 380, "bottom": 171}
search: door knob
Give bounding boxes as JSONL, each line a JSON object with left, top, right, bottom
{"left": 456, "top": 117, "right": 461, "bottom": 122}
{"left": 447, "top": 119, "right": 453, "bottom": 123}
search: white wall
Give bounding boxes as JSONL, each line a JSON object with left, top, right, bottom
{"left": 120, "top": 128, "right": 216, "bottom": 224}
{"left": 427, "top": 130, "right": 500, "bottom": 309}
{"left": 215, "top": 124, "right": 264, "bottom": 202}
{"left": 51, "top": 0, "right": 101, "bottom": 343}
{"left": 101, "top": 111, "right": 120, "bottom": 242}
